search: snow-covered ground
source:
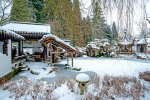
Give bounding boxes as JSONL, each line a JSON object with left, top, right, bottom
{"left": 19, "top": 62, "right": 55, "bottom": 80}
{"left": 60, "top": 56, "right": 150, "bottom": 77}
{"left": 0, "top": 56, "right": 150, "bottom": 100}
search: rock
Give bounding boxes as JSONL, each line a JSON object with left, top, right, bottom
{"left": 86, "top": 39, "right": 117, "bottom": 57}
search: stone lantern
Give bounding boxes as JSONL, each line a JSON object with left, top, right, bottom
{"left": 76, "top": 73, "right": 90, "bottom": 95}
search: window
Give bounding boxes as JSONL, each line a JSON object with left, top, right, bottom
{"left": 2, "top": 40, "right": 8, "bottom": 55}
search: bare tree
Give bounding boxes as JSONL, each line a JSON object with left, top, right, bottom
{"left": 0, "top": 0, "right": 12, "bottom": 26}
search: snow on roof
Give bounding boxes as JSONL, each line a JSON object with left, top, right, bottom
{"left": 40, "top": 34, "right": 77, "bottom": 51}
{"left": 0, "top": 27, "right": 25, "bottom": 40}
{"left": 118, "top": 38, "right": 133, "bottom": 45}
{"left": 137, "top": 38, "right": 150, "bottom": 44}
{"left": 118, "top": 34, "right": 133, "bottom": 45}
{"left": 1, "top": 22, "right": 51, "bottom": 34}
{"left": 76, "top": 73, "right": 90, "bottom": 82}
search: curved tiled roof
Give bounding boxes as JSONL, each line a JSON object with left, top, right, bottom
{"left": 0, "top": 27, "right": 25, "bottom": 41}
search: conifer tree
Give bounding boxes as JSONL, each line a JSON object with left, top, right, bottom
{"left": 28, "top": 0, "right": 44, "bottom": 23}
{"left": 10, "top": 0, "right": 32, "bottom": 22}
{"left": 106, "top": 25, "right": 112, "bottom": 42}
{"left": 92, "top": 1, "right": 107, "bottom": 39}
{"left": 112, "top": 22, "right": 118, "bottom": 41}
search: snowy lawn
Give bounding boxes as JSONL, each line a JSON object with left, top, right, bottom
{"left": 60, "top": 56, "right": 150, "bottom": 77}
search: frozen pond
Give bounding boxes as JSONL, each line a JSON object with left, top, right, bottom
{"left": 9, "top": 61, "right": 97, "bottom": 84}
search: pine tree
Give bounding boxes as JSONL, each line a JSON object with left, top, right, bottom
{"left": 92, "top": 1, "right": 107, "bottom": 39}
{"left": 81, "top": 16, "right": 92, "bottom": 44}
{"left": 42, "top": 0, "right": 58, "bottom": 22}
{"left": 112, "top": 22, "right": 118, "bottom": 41}
{"left": 50, "top": 0, "right": 85, "bottom": 46}
{"left": 10, "top": 0, "right": 32, "bottom": 22}
{"left": 106, "top": 25, "right": 112, "bottom": 42}
{"left": 28, "top": 0, "right": 44, "bottom": 23}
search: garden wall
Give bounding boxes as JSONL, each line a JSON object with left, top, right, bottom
{"left": 0, "top": 40, "right": 12, "bottom": 78}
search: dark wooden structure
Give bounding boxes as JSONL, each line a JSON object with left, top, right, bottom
{"left": 0, "top": 28, "right": 25, "bottom": 62}
{"left": 117, "top": 33, "right": 134, "bottom": 54}
{"left": 40, "top": 35, "right": 78, "bottom": 67}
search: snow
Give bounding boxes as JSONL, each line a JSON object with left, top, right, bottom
{"left": 87, "top": 43, "right": 99, "bottom": 49}
{"left": 40, "top": 34, "right": 77, "bottom": 51}
{"left": 53, "top": 84, "right": 76, "bottom": 100}
{"left": 136, "top": 53, "right": 150, "bottom": 59}
{"left": 0, "top": 27, "right": 25, "bottom": 40}
{"left": 19, "top": 62, "right": 55, "bottom": 80}
{"left": 76, "top": 73, "right": 89, "bottom": 82}
{"left": 137, "top": 38, "right": 150, "bottom": 44}
{"left": 2, "top": 22, "right": 50, "bottom": 34}
{"left": 60, "top": 56, "right": 150, "bottom": 77}
{"left": 118, "top": 34, "right": 133, "bottom": 45}
{"left": 0, "top": 56, "right": 150, "bottom": 100}
{"left": 118, "top": 38, "right": 133, "bottom": 45}
{"left": 0, "top": 89, "right": 12, "bottom": 100}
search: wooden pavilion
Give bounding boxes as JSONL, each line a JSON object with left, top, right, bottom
{"left": 117, "top": 32, "right": 134, "bottom": 54}
{"left": 1, "top": 22, "right": 51, "bottom": 60}
{"left": 40, "top": 34, "right": 78, "bottom": 67}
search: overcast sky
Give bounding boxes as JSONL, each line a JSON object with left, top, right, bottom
{"left": 80, "top": 0, "right": 150, "bottom": 36}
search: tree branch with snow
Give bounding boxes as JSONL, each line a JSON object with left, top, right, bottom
{"left": 0, "top": 0, "right": 12, "bottom": 26}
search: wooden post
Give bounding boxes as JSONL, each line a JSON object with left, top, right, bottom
{"left": 57, "top": 47, "right": 59, "bottom": 56}
{"left": 71, "top": 53, "right": 73, "bottom": 67}
{"left": 50, "top": 40, "right": 53, "bottom": 67}
{"left": 44, "top": 46, "right": 47, "bottom": 62}
{"left": 18, "top": 41, "right": 21, "bottom": 56}
{"left": 67, "top": 53, "right": 69, "bottom": 65}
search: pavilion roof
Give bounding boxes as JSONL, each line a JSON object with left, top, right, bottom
{"left": 2, "top": 21, "right": 50, "bottom": 34}
{"left": 118, "top": 33, "right": 134, "bottom": 46}
{"left": 40, "top": 34, "right": 78, "bottom": 53}
{"left": 0, "top": 27, "right": 25, "bottom": 41}
{"left": 137, "top": 38, "right": 150, "bottom": 44}
{"left": 1, "top": 22, "right": 50, "bottom": 40}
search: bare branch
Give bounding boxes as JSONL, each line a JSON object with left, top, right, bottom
{"left": 0, "top": 0, "right": 12, "bottom": 25}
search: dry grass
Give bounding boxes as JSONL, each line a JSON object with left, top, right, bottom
{"left": 67, "top": 80, "right": 75, "bottom": 92}
{"left": 79, "top": 92, "right": 95, "bottom": 100}
{"left": 2, "top": 78, "right": 33, "bottom": 99}
{"left": 0, "top": 75, "right": 149, "bottom": 100}
{"left": 1, "top": 78, "right": 57, "bottom": 100}
{"left": 139, "top": 71, "right": 150, "bottom": 82}
{"left": 84, "top": 75, "right": 149, "bottom": 100}
{"left": 89, "top": 75, "right": 100, "bottom": 89}
{"left": 54, "top": 76, "right": 68, "bottom": 88}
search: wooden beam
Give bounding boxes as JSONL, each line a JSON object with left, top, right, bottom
{"left": 41, "top": 37, "right": 77, "bottom": 52}
{"left": 52, "top": 40, "right": 71, "bottom": 52}
{"left": 71, "top": 53, "right": 73, "bottom": 67}
{"left": 52, "top": 52, "right": 65, "bottom": 54}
